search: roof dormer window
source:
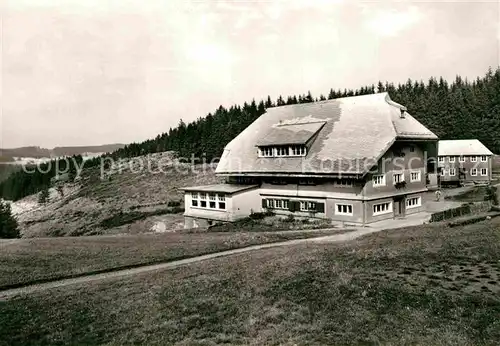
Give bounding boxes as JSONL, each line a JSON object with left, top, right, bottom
{"left": 258, "top": 145, "right": 307, "bottom": 158}
{"left": 259, "top": 147, "right": 274, "bottom": 157}
{"left": 276, "top": 146, "right": 289, "bottom": 157}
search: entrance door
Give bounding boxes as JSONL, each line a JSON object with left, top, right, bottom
{"left": 393, "top": 197, "right": 405, "bottom": 217}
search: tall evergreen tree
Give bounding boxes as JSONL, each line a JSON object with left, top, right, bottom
{"left": 0, "top": 200, "right": 20, "bottom": 238}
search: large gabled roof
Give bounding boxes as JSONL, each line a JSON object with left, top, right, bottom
{"left": 438, "top": 139, "right": 493, "bottom": 156}
{"left": 215, "top": 93, "right": 437, "bottom": 176}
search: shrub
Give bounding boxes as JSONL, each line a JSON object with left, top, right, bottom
{"left": 485, "top": 185, "right": 499, "bottom": 205}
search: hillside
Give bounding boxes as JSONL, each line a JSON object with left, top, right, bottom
{"left": 2, "top": 219, "right": 500, "bottom": 344}
{"left": 12, "top": 152, "right": 221, "bottom": 237}
{"left": 0, "top": 144, "right": 125, "bottom": 161}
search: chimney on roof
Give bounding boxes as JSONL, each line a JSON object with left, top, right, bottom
{"left": 400, "top": 109, "right": 405, "bottom": 119}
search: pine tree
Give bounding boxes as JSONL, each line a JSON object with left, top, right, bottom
{"left": 0, "top": 200, "right": 20, "bottom": 238}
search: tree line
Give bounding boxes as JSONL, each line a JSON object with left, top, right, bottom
{"left": 1, "top": 67, "right": 499, "bottom": 202}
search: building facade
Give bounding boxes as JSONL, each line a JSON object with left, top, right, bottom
{"left": 437, "top": 139, "right": 493, "bottom": 185}
{"left": 183, "top": 93, "right": 438, "bottom": 226}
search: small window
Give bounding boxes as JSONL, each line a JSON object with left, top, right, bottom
{"left": 191, "top": 192, "right": 198, "bottom": 199}
{"left": 373, "top": 202, "right": 392, "bottom": 216}
{"left": 259, "top": 147, "right": 274, "bottom": 157}
{"left": 393, "top": 172, "right": 404, "bottom": 184}
{"left": 218, "top": 202, "right": 226, "bottom": 209}
{"left": 218, "top": 194, "right": 226, "bottom": 201}
{"left": 335, "top": 179, "right": 353, "bottom": 187}
{"left": 410, "top": 171, "right": 421, "bottom": 182}
{"left": 266, "top": 199, "right": 273, "bottom": 208}
{"left": 471, "top": 168, "right": 477, "bottom": 176}
{"left": 459, "top": 156, "right": 465, "bottom": 162}
{"left": 406, "top": 197, "right": 421, "bottom": 209}
{"left": 409, "top": 146, "right": 415, "bottom": 153}
{"left": 481, "top": 155, "right": 488, "bottom": 162}
{"left": 275, "top": 146, "right": 289, "bottom": 157}
{"left": 300, "top": 201, "right": 317, "bottom": 211}
{"left": 200, "top": 201, "right": 207, "bottom": 208}
{"left": 373, "top": 175, "right": 385, "bottom": 187}
{"left": 200, "top": 193, "right": 206, "bottom": 200}
{"left": 449, "top": 156, "right": 455, "bottom": 163}
{"left": 438, "top": 157, "right": 444, "bottom": 162}
{"left": 449, "top": 168, "right": 456, "bottom": 176}
{"left": 336, "top": 204, "right": 353, "bottom": 216}
{"left": 290, "top": 145, "right": 306, "bottom": 156}
{"left": 191, "top": 200, "right": 198, "bottom": 207}
{"left": 481, "top": 168, "right": 488, "bottom": 176}
{"left": 209, "top": 193, "right": 216, "bottom": 201}
{"left": 209, "top": 201, "right": 216, "bottom": 208}
{"left": 471, "top": 156, "right": 477, "bottom": 162}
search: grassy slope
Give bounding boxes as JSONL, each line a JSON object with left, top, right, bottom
{"left": 2, "top": 220, "right": 500, "bottom": 345}
{"left": 16, "top": 153, "right": 222, "bottom": 237}
{"left": 0, "top": 229, "right": 344, "bottom": 289}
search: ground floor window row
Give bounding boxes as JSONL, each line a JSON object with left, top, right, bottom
{"left": 442, "top": 168, "right": 488, "bottom": 176}
{"left": 263, "top": 198, "right": 422, "bottom": 217}
{"left": 191, "top": 192, "right": 226, "bottom": 210}
{"left": 406, "top": 196, "right": 421, "bottom": 209}
{"left": 262, "top": 198, "right": 325, "bottom": 213}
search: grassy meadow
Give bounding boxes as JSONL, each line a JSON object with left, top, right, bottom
{"left": 0, "top": 228, "right": 344, "bottom": 289}
{"left": 1, "top": 219, "right": 500, "bottom": 345}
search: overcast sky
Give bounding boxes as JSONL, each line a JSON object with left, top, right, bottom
{"left": 1, "top": 0, "right": 499, "bottom": 148}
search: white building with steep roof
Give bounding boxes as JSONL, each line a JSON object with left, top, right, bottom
{"left": 183, "top": 93, "right": 438, "bottom": 227}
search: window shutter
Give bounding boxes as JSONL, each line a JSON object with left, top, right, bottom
{"left": 262, "top": 199, "right": 267, "bottom": 208}
{"left": 316, "top": 202, "right": 325, "bottom": 213}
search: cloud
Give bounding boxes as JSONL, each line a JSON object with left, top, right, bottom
{"left": 364, "top": 6, "right": 422, "bottom": 37}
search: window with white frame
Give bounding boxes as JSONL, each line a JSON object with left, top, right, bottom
{"left": 258, "top": 145, "right": 307, "bottom": 158}
{"left": 406, "top": 197, "right": 421, "bottom": 209}
{"left": 218, "top": 194, "right": 226, "bottom": 209}
{"left": 373, "top": 175, "right": 386, "bottom": 187}
{"left": 300, "top": 201, "right": 317, "bottom": 211}
{"left": 471, "top": 168, "right": 477, "bottom": 176}
{"left": 259, "top": 147, "right": 274, "bottom": 157}
{"left": 438, "top": 156, "right": 444, "bottom": 163}
{"left": 373, "top": 202, "right": 392, "bottom": 216}
{"left": 459, "top": 156, "right": 465, "bottom": 162}
{"left": 481, "top": 155, "right": 488, "bottom": 162}
{"left": 191, "top": 192, "right": 227, "bottom": 209}
{"left": 209, "top": 193, "right": 217, "bottom": 208}
{"left": 334, "top": 179, "right": 353, "bottom": 187}
{"left": 449, "top": 156, "right": 455, "bottom": 162}
{"left": 410, "top": 171, "right": 421, "bottom": 182}
{"left": 442, "top": 169, "right": 448, "bottom": 176}
{"left": 274, "top": 199, "right": 289, "bottom": 210}
{"left": 265, "top": 199, "right": 290, "bottom": 210}
{"left": 393, "top": 172, "right": 404, "bottom": 184}
{"left": 336, "top": 204, "right": 353, "bottom": 216}
{"left": 449, "top": 168, "right": 456, "bottom": 176}
{"left": 191, "top": 192, "right": 199, "bottom": 207}
{"left": 275, "top": 146, "right": 289, "bottom": 157}
{"left": 481, "top": 168, "right": 488, "bottom": 176}
{"left": 471, "top": 156, "right": 477, "bottom": 162}
{"left": 290, "top": 145, "right": 307, "bottom": 156}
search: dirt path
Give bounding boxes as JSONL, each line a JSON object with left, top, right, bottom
{"left": 0, "top": 227, "right": 383, "bottom": 301}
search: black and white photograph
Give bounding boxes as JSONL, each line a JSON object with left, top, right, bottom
{"left": 1, "top": 0, "right": 500, "bottom": 344}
